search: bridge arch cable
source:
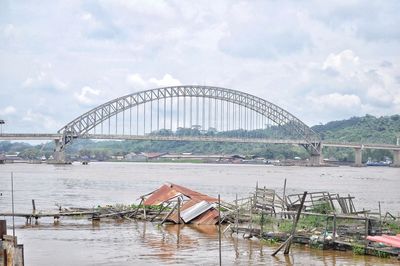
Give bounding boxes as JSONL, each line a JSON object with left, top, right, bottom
{"left": 58, "top": 86, "right": 321, "bottom": 154}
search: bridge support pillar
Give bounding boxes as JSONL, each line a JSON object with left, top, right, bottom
{"left": 51, "top": 139, "right": 66, "bottom": 164}
{"left": 392, "top": 150, "right": 400, "bottom": 167}
{"left": 354, "top": 148, "right": 363, "bottom": 167}
{"left": 309, "top": 154, "right": 322, "bottom": 166}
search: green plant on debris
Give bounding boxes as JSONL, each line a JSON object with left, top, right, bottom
{"left": 384, "top": 221, "right": 400, "bottom": 234}
{"left": 253, "top": 215, "right": 326, "bottom": 233}
{"left": 372, "top": 249, "right": 390, "bottom": 258}
{"left": 310, "top": 201, "right": 333, "bottom": 214}
{"left": 352, "top": 244, "right": 365, "bottom": 255}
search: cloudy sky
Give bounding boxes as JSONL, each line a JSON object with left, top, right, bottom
{"left": 0, "top": 0, "right": 399, "bottom": 133}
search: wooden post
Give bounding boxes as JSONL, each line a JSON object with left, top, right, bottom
{"left": 11, "top": 172, "right": 16, "bottom": 246}
{"left": 160, "top": 202, "right": 179, "bottom": 225}
{"left": 143, "top": 197, "right": 147, "bottom": 220}
{"left": 218, "top": 194, "right": 222, "bottom": 266}
{"left": 271, "top": 235, "right": 293, "bottom": 256}
{"left": 235, "top": 193, "right": 239, "bottom": 235}
{"left": 249, "top": 197, "right": 253, "bottom": 234}
{"left": 332, "top": 214, "right": 337, "bottom": 242}
{"left": 150, "top": 202, "right": 171, "bottom": 222}
{"left": 32, "top": 199, "right": 36, "bottom": 214}
{"left": 132, "top": 198, "right": 143, "bottom": 219}
{"left": 283, "top": 191, "right": 307, "bottom": 255}
{"left": 0, "top": 220, "right": 6, "bottom": 239}
{"left": 282, "top": 178, "right": 287, "bottom": 219}
{"left": 322, "top": 216, "right": 329, "bottom": 248}
{"left": 378, "top": 201, "right": 382, "bottom": 233}
{"left": 364, "top": 208, "right": 369, "bottom": 254}
{"left": 177, "top": 197, "right": 181, "bottom": 224}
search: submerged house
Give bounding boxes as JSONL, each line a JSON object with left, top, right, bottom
{"left": 142, "top": 183, "right": 221, "bottom": 225}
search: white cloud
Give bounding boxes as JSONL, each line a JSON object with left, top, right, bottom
{"left": 126, "top": 73, "right": 182, "bottom": 89}
{"left": 149, "top": 74, "right": 182, "bottom": 87}
{"left": 309, "top": 93, "right": 362, "bottom": 109}
{"left": 22, "top": 65, "right": 67, "bottom": 91}
{"left": 74, "top": 86, "right": 101, "bottom": 105}
{"left": 22, "top": 109, "right": 61, "bottom": 130}
{"left": 3, "top": 24, "right": 16, "bottom": 38}
{"left": 126, "top": 73, "right": 146, "bottom": 88}
{"left": 0, "top": 105, "right": 16, "bottom": 115}
{"left": 322, "top": 49, "right": 360, "bottom": 76}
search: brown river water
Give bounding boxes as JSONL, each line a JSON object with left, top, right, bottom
{"left": 0, "top": 162, "right": 399, "bottom": 265}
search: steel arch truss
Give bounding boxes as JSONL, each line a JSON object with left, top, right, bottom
{"left": 58, "top": 86, "right": 321, "bottom": 154}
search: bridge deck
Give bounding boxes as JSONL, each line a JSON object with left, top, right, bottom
{"left": 0, "top": 133, "right": 399, "bottom": 150}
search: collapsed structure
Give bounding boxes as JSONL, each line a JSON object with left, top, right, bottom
{"left": 141, "top": 183, "right": 221, "bottom": 225}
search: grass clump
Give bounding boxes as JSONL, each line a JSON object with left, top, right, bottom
{"left": 310, "top": 201, "right": 333, "bottom": 214}
{"left": 352, "top": 244, "right": 365, "bottom": 255}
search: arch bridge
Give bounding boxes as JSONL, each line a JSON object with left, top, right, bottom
{"left": 54, "top": 85, "right": 322, "bottom": 163}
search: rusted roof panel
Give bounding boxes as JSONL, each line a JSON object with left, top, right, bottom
{"left": 143, "top": 183, "right": 218, "bottom": 206}
{"left": 167, "top": 183, "right": 218, "bottom": 203}
{"left": 143, "top": 184, "right": 181, "bottom": 206}
{"left": 191, "top": 209, "right": 219, "bottom": 225}
{"left": 143, "top": 183, "right": 221, "bottom": 224}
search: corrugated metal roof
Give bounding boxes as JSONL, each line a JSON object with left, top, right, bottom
{"left": 143, "top": 183, "right": 218, "bottom": 206}
{"left": 191, "top": 209, "right": 219, "bottom": 225}
{"left": 143, "top": 184, "right": 182, "bottom": 206}
{"left": 367, "top": 234, "right": 400, "bottom": 248}
{"left": 142, "top": 183, "right": 222, "bottom": 225}
{"left": 180, "top": 201, "right": 213, "bottom": 223}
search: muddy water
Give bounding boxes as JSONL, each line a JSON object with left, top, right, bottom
{"left": 0, "top": 162, "right": 399, "bottom": 265}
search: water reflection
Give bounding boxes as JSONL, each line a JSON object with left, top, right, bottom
{"left": 1, "top": 163, "right": 399, "bottom": 265}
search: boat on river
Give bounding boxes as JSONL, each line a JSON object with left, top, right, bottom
{"left": 365, "top": 160, "right": 391, "bottom": 166}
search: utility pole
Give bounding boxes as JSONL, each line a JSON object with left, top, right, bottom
{"left": 0, "top": 119, "right": 5, "bottom": 134}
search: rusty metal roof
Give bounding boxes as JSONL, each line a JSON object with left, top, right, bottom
{"left": 191, "top": 209, "right": 219, "bottom": 225}
{"left": 143, "top": 183, "right": 218, "bottom": 206}
{"left": 143, "top": 183, "right": 221, "bottom": 225}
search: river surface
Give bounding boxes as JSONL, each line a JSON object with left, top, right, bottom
{"left": 0, "top": 162, "right": 399, "bottom": 265}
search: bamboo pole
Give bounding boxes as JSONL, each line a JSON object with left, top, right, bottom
{"left": 218, "top": 194, "right": 222, "bottom": 266}
{"left": 332, "top": 213, "right": 337, "bottom": 242}
{"left": 283, "top": 191, "right": 307, "bottom": 255}
{"left": 11, "top": 172, "right": 16, "bottom": 246}
{"left": 32, "top": 199, "right": 36, "bottom": 215}
{"left": 282, "top": 178, "right": 287, "bottom": 219}
{"left": 177, "top": 197, "right": 181, "bottom": 224}
{"left": 271, "top": 235, "right": 293, "bottom": 256}
{"left": 378, "top": 201, "right": 382, "bottom": 233}
{"left": 160, "top": 202, "right": 179, "bottom": 225}
{"left": 131, "top": 198, "right": 143, "bottom": 219}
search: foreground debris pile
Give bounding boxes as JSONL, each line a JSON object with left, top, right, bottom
{"left": 2, "top": 181, "right": 399, "bottom": 261}
{"left": 225, "top": 182, "right": 400, "bottom": 259}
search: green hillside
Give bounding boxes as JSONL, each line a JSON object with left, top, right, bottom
{"left": 312, "top": 114, "right": 400, "bottom": 162}
{"left": 312, "top": 114, "right": 400, "bottom": 144}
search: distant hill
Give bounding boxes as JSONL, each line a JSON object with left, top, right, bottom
{"left": 312, "top": 114, "right": 400, "bottom": 145}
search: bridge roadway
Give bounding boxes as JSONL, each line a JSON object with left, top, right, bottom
{"left": 0, "top": 133, "right": 307, "bottom": 145}
{"left": 0, "top": 133, "right": 400, "bottom": 150}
